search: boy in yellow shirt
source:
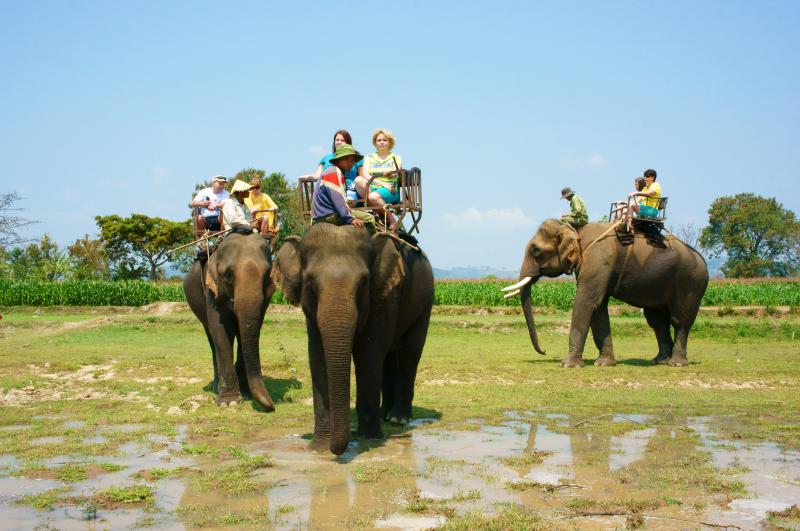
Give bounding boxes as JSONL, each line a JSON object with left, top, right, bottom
{"left": 245, "top": 178, "right": 279, "bottom": 237}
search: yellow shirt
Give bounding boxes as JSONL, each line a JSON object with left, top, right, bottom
{"left": 245, "top": 191, "right": 278, "bottom": 228}
{"left": 364, "top": 152, "right": 403, "bottom": 188}
{"left": 642, "top": 182, "right": 662, "bottom": 208}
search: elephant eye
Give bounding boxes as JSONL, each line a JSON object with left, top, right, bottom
{"left": 531, "top": 245, "right": 542, "bottom": 257}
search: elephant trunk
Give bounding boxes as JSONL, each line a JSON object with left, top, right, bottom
{"left": 318, "top": 289, "right": 357, "bottom": 456}
{"left": 520, "top": 276, "right": 546, "bottom": 355}
{"left": 235, "top": 266, "right": 275, "bottom": 412}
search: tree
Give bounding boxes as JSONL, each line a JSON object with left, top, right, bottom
{"left": 67, "top": 235, "right": 110, "bottom": 280}
{"left": 3, "top": 235, "right": 68, "bottom": 281}
{"left": 671, "top": 222, "right": 702, "bottom": 251}
{"left": 95, "top": 214, "right": 193, "bottom": 280}
{"left": 0, "top": 191, "right": 37, "bottom": 249}
{"left": 699, "top": 193, "right": 800, "bottom": 277}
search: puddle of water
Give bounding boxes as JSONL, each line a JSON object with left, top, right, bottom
{"left": 612, "top": 413, "right": 654, "bottom": 424}
{"left": 82, "top": 435, "right": 108, "bottom": 444}
{"left": 61, "top": 420, "right": 86, "bottom": 430}
{"left": 0, "top": 424, "right": 30, "bottom": 433}
{"left": 689, "top": 417, "right": 800, "bottom": 528}
{"left": 106, "top": 423, "right": 152, "bottom": 434}
{"left": 30, "top": 436, "right": 64, "bottom": 446}
{"left": 608, "top": 428, "right": 657, "bottom": 472}
{"left": 0, "top": 477, "right": 63, "bottom": 503}
{"left": 0, "top": 455, "right": 19, "bottom": 472}
{"left": 374, "top": 514, "right": 446, "bottom": 529}
{"left": 0, "top": 426, "right": 191, "bottom": 530}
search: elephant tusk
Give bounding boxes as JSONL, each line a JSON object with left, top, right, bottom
{"left": 501, "top": 276, "right": 532, "bottom": 292}
{"left": 503, "top": 289, "right": 520, "bottom": 299}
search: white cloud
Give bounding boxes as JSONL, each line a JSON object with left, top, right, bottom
{"left": 306, "top": 145, "right": 327, "bottom": 158}
{"left": 441, "top": 207, "right": 535, "bottom": 231}
{"left": 563, "top": 153, "right": 608, "bottom": 168}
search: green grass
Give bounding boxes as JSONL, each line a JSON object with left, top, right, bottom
{"left": 1, "top": 305, "right": 799, "bottom": 528}
{"left": 92, "top": 485, "right": 154, "bottom": 506}
{"left": 15, "top": 488, "right": 70, "bottom": 510}
{"left": 2, "top": 278, "right": 799, "bottom": 307}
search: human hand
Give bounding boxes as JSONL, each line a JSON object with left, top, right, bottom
{"left": 351, "top": 218, "right": 366, "bottom": 229}
{"left": 207, "top": 201, "right": 217, "bottom": 210}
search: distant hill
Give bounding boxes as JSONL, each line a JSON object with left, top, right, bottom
{"left": 432, "top": 265, "right": 517, "bottom": 279}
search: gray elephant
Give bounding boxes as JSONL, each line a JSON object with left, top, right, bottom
{"left": 504, "top": 219, "right": 708, "bottom": 367}
{"left": 273, "top": 223, "right": 434, "bottom": 455}
{"left": 183, "top": 232, "right": 276, "bottom": 410}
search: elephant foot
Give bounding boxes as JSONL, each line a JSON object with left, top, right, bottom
{"left": 356, "top": 426, "right": 384, "bottom": 440}
{"left": 383, "top": 406, "right": 412, "bottom": 426}
{"left": 651, "top": 354, "right": 671, "bottom": 365}
{"left": 307, "top": 437, "right": 330, "bottom": 454}
{"left": 594, "top": 356, "right": 617, "bottom": 367}
{"left": 216, "top": 391, "right": 243, "bottom": 407}
{"left": 560, "top": 357, "right": 585, "bottom": 368}
{"left": 667, "top": 356, "right": 689, "bottom": 367}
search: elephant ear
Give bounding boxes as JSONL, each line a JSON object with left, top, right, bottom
{"left": 205, "top": 253, "right": 219, "bottom": 297}
{"left": 558, "top": 225, "right": 581, "bottom": 273}
{"left": 272, "top": 236, "right": 302, "bottom": 306}
{"left": 371, "top": 233, "right": 405, "bottom": 304}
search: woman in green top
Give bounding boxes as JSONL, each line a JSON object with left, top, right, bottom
{"left": 355, "top": 128, "right": 402, "bottom": 229}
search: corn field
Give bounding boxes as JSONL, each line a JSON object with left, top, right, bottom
{"left": 0, "top": 279, "right": 798, "bottom": 308}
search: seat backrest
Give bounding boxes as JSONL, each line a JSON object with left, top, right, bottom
{"left": 398, "top": 167, "right": 422, "bottom": 210}
{"left": 298, "top": 177, "right": 316, "bottom": 225}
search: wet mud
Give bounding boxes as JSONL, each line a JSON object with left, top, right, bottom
{"left": 1, "top": 414, "right": 798, "bottom": 529}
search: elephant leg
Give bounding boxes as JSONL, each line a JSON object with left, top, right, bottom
{"left": 202, "top": 325, "right": 219, "bottom": 393}
{"left": 564, "top": 287, "right": 603, "bottom": 367}
{"left": 384, "top": 315, "right": 429, "bottom": 424}
{"left": 644, "top": 307, "right": 673, "bottom": 364}
{"left": 234, "top": 337, "right": 252, "bottom": 398}
{"left": 668, "top": 303, "right": 698, "bottom": 367}
{"left": 380, "top": 350, "right": 398, "bottom": 421}
{"left": 306, "top": 320, "right": 332, "bottom": 451}
{"left": 354, "top": 338, "right": 385, "bottom": 440}
{"left": 207, "top": 309, "right": 242, "bottom": 405}
{"left": 590, "top": 302, "right": 616, "bottom": 366}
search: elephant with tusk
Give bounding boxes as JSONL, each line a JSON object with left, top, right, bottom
{"left": 503, "top": 219, "right": 708, "bottom": 367}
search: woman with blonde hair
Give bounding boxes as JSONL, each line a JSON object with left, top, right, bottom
{"left": 355, "top": 128, "right": 403, "bottom": 228}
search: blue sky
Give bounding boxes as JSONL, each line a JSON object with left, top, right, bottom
{"left": 2, "top": 1, "right": 798, "bottom": 269}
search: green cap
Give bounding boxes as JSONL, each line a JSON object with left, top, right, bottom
{"left": 329, "top": 143, "right": 364, "bottom": 163}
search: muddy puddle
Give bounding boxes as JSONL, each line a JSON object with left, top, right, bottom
{"left": 2, "top": 415, "right": 798, "bottom": 529}
{"left": 0, "top": 423, "right": 191, "bottom": 529}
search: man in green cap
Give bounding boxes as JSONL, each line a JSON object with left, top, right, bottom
{"left": 560, "top": 186, "right": 588, "bottom": 228}
{"left": 311, "top": 144, "right": 376, "bottom": 233}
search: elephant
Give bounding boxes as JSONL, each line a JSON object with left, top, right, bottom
{"left": 183, "top": 232, "right": 276, "bottom": 410}
{"left": 505, "top": 219, "right": 708, "bottom": 367}
{"left": 273, "top": 222, "right": 434, "bottom": 455}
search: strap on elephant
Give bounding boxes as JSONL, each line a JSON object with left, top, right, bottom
{"left": 613, "top": 243, "right": 635, "bottom": 294}
{"left": 580, "top": 219, "right": 624, "bottom": 258}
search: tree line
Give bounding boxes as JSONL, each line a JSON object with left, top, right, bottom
{"left": 0, "top": 169, "right": 303, "bottom": 281}
{"left": 1, "top": 184, "right": 798, "bottom": 280}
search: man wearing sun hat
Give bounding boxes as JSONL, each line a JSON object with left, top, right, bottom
{"left": 222, "top": 179, "right": 259, "bottom": 233}
{"left": 312, "top": 144, "right": 375, "bottom": 233}
{"left": 560, "top": 186, "right": 588, "bottom": 228}
{"left": 192, "top": 175, "right": 229, "bottom": 231}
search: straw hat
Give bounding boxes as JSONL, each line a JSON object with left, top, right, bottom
{"left": 231, "top": 179, "right": 254, "bottom": 193}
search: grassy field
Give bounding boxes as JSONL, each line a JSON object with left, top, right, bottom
{"left": 1, "top": 304, "right": 799, "bottom": 528}
{"left": 2, "top": 277, "right": 800, "bottom": 309}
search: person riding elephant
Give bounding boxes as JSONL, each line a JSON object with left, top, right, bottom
{"left": 183, "top": 232, "right": 277, "bottom": 410}
{"left": 272, "top": 222, "right": 434, "bottom": 455}
{"left": 502, "top": 219, "right": 708, "bottom": 367}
